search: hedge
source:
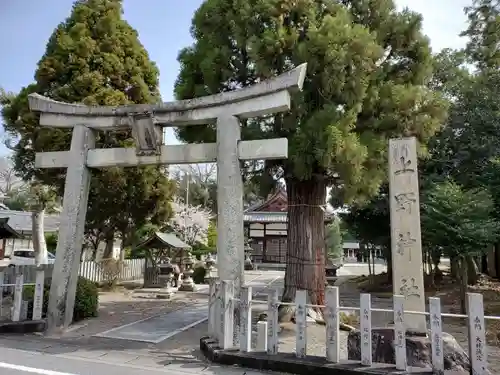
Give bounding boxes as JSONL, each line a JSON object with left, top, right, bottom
{"left": 23, "top": 276, "right": 99, "bottom": 322}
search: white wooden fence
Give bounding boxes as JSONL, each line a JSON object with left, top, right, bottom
{"left": 208, "top": 279, "right": 496, "bottom": 375}
{"left": 0, "top": 266, "right": 46, "bottom": 322}
{"left": 78, "top": 258, "right": 145, "bottom": 283}
{"left": 2, "top": 259, "right": 145, "bottom": 285}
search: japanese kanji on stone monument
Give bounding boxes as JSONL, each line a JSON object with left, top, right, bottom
{"left": 388, "top": 136, "right": 426, "bottom": 332}
{"left": 28, "top": 63, "right": 307, "bottom": 332}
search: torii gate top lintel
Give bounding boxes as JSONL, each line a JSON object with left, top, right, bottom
{"left": 27, "top": 63, "right": 307, "bottom": 130}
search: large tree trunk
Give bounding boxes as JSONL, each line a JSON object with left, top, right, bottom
{"left": 450, "top": 255, "right": 459, "bottom": 280}
{"left": 102, "top": 232, "right": 115, "bottom": 259}
{"left": 459, "top": 256, "right": 468, "bottom": 314}
{"left": 466, "top": 255, "right": 479, "bottom": 285}
{"left": 280, "top": 177, "right": 327, "bottom": 323}
{"left": 32, "top": 210, "right": 48, "bottom": 265}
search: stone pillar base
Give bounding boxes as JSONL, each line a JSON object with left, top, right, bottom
{"left": 347, "top": 327, "right": 482, "bottom": 374}
{"left": 178, "top": 281, "right": 197, "bottom": 292}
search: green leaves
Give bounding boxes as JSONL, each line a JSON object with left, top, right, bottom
{"left": 421, "top": 180, "right": 498, "bottom": 258}
{"left": 1, "top": 0, "right": 175, "bottom": 248}
{"left": 325, "top": 217, "right": 344, "bottom": 259}
{"left": 175, "top": 0, "right": 448, "bottom": 204}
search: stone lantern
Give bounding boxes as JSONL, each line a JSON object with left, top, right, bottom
{"left": 178, "top": 252, "right": 196, "bottom": 292}
{"left": 156, "top": 257, "right": 176, "bottom": 299}
{"left": 244, "top": 241, "right": 254, "bottom": 270}
{"left": 204, "top": 253, "right": 216, "bottom": 283}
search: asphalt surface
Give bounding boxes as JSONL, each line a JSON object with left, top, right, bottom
{"left": 0, "top": 345, "right": 262, "bottom": 375}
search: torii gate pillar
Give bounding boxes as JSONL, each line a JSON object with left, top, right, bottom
{"left": 28, "top": 63, "right": 307, "bottom": 332}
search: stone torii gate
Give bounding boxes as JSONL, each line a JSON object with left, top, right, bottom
{"left": 28, "top": 63, "right": 307, "bottom": 332}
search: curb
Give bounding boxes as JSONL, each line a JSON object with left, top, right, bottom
{"left": 0, "top": 320, "right": 46, "bottom": 334}
{"left": 199, "top": 336, "right": 424, "bottom": 374}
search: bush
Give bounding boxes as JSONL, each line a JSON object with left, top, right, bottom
{"left": 192, "top": 266, "right": 206, "bottom": 284}
{"left": 191, "top": 242, "right": 214, "bottom": 260}
{"left": 24, "top": 276, "right": 99, "bottom": 322}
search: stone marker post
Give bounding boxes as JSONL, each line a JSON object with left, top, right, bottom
{"left": 388, "top": 137, "right": 426, "bottom": 333}
{"left": 28, "top": 63, "right": 307, "bottom": 332}
{"left": 216, "top": 115, "right": 244, "bottom": 292}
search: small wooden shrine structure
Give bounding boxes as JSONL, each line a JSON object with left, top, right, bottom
{"left": 135, "top": 231, "right": 191, "bottom": 287}
{"left": 244, "top": 189, "right": 333, "bottom": 264}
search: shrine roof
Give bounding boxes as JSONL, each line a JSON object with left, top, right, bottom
{"left": 0, "top": 210, "right": 59, "bottom": 234}
{"left": 244, "top": 189, "right": 287, "bottom": 213}
{"left": 0, "top": 217, "right": 22, "bottom": 239}
{"left": 135, "top": 232, "right": 191, "bottom": 250}
{"left": 244, "top": 188, "right": 334, "bottom": 223}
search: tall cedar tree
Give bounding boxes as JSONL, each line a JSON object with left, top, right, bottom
{"left": 174, "top": 0, "right": 448, "bottom": 311}
{"left": 1, "top": 0, "right": 175, "bottom": 250}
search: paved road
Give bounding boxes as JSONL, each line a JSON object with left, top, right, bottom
{"left": 0, "top": 267, "right": 374, "bottom": 375}
{"left": 0, "top": 271, "right": 288, "bottom": 375}
{"left": 0, "top": 344, "right": 269, "bottom": 375}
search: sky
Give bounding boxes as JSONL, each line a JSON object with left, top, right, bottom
{"left": 0, "top": 0, "right": 471, "bottom": 157}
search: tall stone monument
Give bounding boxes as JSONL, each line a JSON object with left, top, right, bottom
{"left": 388, "top": 136, "right": 426, "bottom": 332}
{"left": 28, "top": 63, "right": 307, "bottom": 332}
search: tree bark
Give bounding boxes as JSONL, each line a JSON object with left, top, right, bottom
{"left": 459, "top": 256, "right": 468, "bottom": 314}
{"left": 280, "top": 177, "right": 327, "bottom": 322}
{"left": 32, "top": 210, "right": 48, "bottom": 265}
{"left": 450, "top": 256, "right": 459, "bottom": 280}
{"left": 466, "top": 255, "right": 479, "bottom": 285}
{"left": 102, "top": 232, "right": 115, "bottom": 259}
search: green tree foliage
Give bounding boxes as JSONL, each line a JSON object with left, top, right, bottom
{"left": 429, "top": 1, "right": 500, "bottom": 191}
{"left": 0, "top": 0, "right": 175, "bottom": 250}
{"left": 421, "top": 180, "right": 497, "bottom": 312}
{"left": 325, "top": 217, "right": 343, "bottom": 260}
{"left": 174, "top": 0, "right": 448, "bottom": 307}
{"left": 463, "top": 0, "right": 500, "bottom": 71}
{"left": 421, "top": 2, "right": 500, "bottom": 280}
{"left": 207, "top": 221, "right": 217, "bottom": 249}
{"left": 4, "top": 188, "right": 31, "bottom": 211}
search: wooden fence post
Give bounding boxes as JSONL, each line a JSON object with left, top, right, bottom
{"left": 12, "top": 267, "right": 24, "bottom": 322}
{"left": 393, "top": 295, "right": 406, "bottom": 371}
{"left": 360, "top": 293, "right": 372, "bottom": 366}
{"left": 256, "top": 321, "right": 268, "bottom": 351}
{"left": 325, "top": 286, "right": 340, "bottom": 363}
{"left": 295, "top": 290, "right": 307, "bottom": 358}
{"left": 429, "top": 297, "right": 444, "bottom": 374}
{"left": 220, "top": 280, "right": 234, "bottom": 349}
{"left": 467, "top": 292, "right": 487, "bottom": 375}
{"left": 0, "top": 266, "right": 4, "bottom": 318}
{"left": 32, "top": 265, "right": 45, "bottom": 321}
{"left": 214, "top": 280, "right": 222, "bottom": 342}
{"left": 240, "top": 286, "right": 252, "bottom": 352}
{"left": 208, "top": 278, "right": 216, "bottom": 336}
{"left": 267, "top": 288, "right": 279, "bottom": 355}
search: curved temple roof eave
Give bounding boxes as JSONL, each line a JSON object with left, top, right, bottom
{"left": 27, "top": 63, "right": 307, "bottom": 117}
